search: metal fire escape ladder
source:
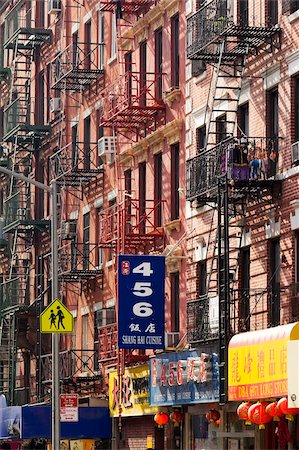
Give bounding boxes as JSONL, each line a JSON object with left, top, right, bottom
{"left": 205, "top": 40, "right": 249, "bottom": 149}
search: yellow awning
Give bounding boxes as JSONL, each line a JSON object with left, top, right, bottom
{"left": 228, "top": 322, "right": 299, "bottom": 401}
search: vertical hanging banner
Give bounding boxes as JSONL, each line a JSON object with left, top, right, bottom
{"left": 118, "top": 255, "right": 165, "bottom": 349}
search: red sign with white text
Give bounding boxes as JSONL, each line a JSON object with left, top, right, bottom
{"left": 60, "top": 394, "right": 79, "bottom": 422}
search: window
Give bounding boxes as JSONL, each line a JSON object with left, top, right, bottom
{"left": 238, "top": 102, "right": 249, "bottom": 137}
{"left": 196, "top": 260, "right": 207, "bottom": 297}
{"left": 46, "top": 64, "right": 51, "bottom": 124}
{"left": 295, "top": 232, "right": 299, "bottom": 291}
{"left": 293, "top": 77, "right": 299, "bottom": 143}
{"left": 72, "top": 124, "right": 78, "bottom": 167}
{"left": 0, "top": 190, "right": 3, "bottom": 216}
{"left": 72, "top": 317, "right": 77, "bottom": 349}
{"left": 291, "top": 0, "right": 299, "bottom": 13}
{"left": 171, "top": 272, "right": 180, "bottom": 332}
{"left": 139, "top": 162, "right": 146, "bottom": 233}
{"left": 85, "top": 21, "right": 91, "bottom": 70}
{"left": 239, "top": 0, "right": 248, "bottom": 26}
{"left": 125, "top": 51, "right": 133, "bottom": 103}
{"left": 155, "top": 27, "right": 163, "bottom": 99}
{"left": 110, "top": 13, "right": 117, "bottom": 60}
{"left": 267, "top": 0, "right": 278, "bottom": 26}
{"left": 171, "top": 143, "right": 180, "bottom": 220}
{"left": 124, "top": 168, "right": 132, "bottom": 233}
{"left": 84, "top": 116, "right": 91, "bottom": 170}
{"left": 83, "top": 212, "right": 90, "bottom": 271}
{"left": 98, "top": 12, "right": 104, "bottom": 69}
{"left": 267, "top": 87, "right": 278, "bottom": 140}
{"left": 196, "top": 125, "right": 206, "bottom": 153}
{"left": 269, "top": 238, "right": 280, "bottom": 327}
{"left": 171, "top": 14, "right": 180, "bottom": 88}
{"left": 81, "top": 314, "right": 89, "bottom": 361}
{"left": 72, "top": 32, "right": 79, "bottom": 66}
{"left": 140, "top": 41, "right": 147, "bottom": 106}
{"left": 239, "top": 247, "right": 250, "bottom": 331}
{"left": 37, "top": 71, "right": 44, "bottom": 125}
{"left": 38, "top": 162, "right": 45, "bottom": 219}
{"left": 154, "top": 153, "right": 162, "bottom": 227}
{"left": 216, "top": 114, "right": 227, "bottom": 144}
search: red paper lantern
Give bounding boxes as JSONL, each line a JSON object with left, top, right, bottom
{"left": 266, "top": 402, "right": 284, "bottom": 421}
{"left": 237, "top": 402, "right": 253, "bottom": 423}
{"left": 206, "top": 409, "right": 220, "bottom": 423}
{"left": 277, "top": 397, "right": 299, "bottom": 421}
{"left": 170, "top": 410, "right": 184, "bottom": 426}
{"left": 248, "top": 402, "right": 272, "bottom": 429}
{"left": 154, "top": 412, "right": 169, "bottom": 427}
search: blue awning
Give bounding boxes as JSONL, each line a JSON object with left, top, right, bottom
{"left": 22, "top": 406, "right": 111, "bottom": 439}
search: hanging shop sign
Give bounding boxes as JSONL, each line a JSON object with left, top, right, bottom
{"left": 149, "top": 349, "right": 219, "bottom": 406}
{"left": 118, "top": 255, "right": 165, "bottom": 350}
{"left": 228, "top": 322, "right": 299, "bottom": 401}
{"left": 109, "top": 365, "right": 158, "bottom": 417}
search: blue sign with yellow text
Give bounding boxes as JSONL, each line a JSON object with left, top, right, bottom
{"left": 118, "top": 255, "right": 165, "bottom": 349}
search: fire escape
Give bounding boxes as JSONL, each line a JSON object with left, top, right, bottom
{"left": 46, "top": 9, "right": 106, "bottom": 395}
{"left": 97, "top": 9, "right": 166, "bottom": 362}
{"left": 0, "top": 1, "right": 52, "bottom": 405}
{"left": 186, "top": 0, "right": 281, "bottom": 404}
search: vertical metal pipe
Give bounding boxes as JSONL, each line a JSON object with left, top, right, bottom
{"left": 51, "top": 180, "right": 60, "bottom": 450}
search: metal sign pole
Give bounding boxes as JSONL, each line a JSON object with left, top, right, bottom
{"left": 51, "top": 180, "right": 60, "bottom": 450}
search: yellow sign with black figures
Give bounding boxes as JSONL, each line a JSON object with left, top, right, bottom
{"left": 40, "top": 298, "right": 73, "bottom": 333}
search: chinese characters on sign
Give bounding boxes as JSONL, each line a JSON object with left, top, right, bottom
{"left": 228, "top": 338, "right": 289, "bottom": 401}
{"left": 118, "top": 255, "right": 165, "bottom": 349}
{"left": 108, "top": 365, "right": 158, "bottom": 417}
{"left": 150, "top": 350, "right": 219, "bottom": 406}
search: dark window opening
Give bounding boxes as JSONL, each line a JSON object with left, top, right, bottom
{"left": 171, "top": 272, "right": 180, "bottom": 332}
{"left": 239, "top": 247, "right": 250, "bottom": 331}
{"left": 84, "top": 116, "right": 91, "bottom": 170}
{"left": 140, "top": 41, "right": 147, "bottom": 107}
{"left": 238, "top": 102, "right": 249, "bottom": 138}
{"left": 196, "top": 260, "right": 207, "bottom": 297}
{"left": 124, "top": 169, "right": 132, "bottom": 234}
{"left": 139, "top": 162, "right": 146, "bottom": 233}
{"left": 85, "top": 21, "right": 91, "bottom": 70}
{"left": 291, "top": 0, "right": 299, "bottom": 13}
{"left": 125, "top": 51, "right": 133, "bottom": 103}
{"left": 83, "top": 212, "right": 90, "bottom": 271}
{"left": 267, "top": 0, "right": 278, "bottom": 26}
{"left": 239, "top": 0, "right": 249, "bottom": 26}
{"left": 216, "top": 114, "right": 227, "bottom": 144}
{"left": 155, "top": 27, "right": 163, "bottom": 99}
{"left": 294, "top": 77, "right": 299, "bottom": 142}
{"left": 154, "top": 153, "right": 162, "bottom": 227}
{"left": 269, "top": 238, "right": 280, "bottom": 327}
{"left": 171, "top": 143, "right": 180, "bottom": 220}
{"left": 171, "top": 14, "right": 180, "bottom": 88}
{"left": 266, "top": 87, "right": 279, "bottom": 176}
{"left": 196, "top": 125, "right": 206, "bottom": 153}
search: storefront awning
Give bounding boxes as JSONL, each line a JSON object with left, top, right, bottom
{"left": 228, "top": 322, "right": 299, "bottom": 401}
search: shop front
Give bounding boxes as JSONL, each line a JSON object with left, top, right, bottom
{"left": 108, "top": 364, "right": 159, "bottom": 450}
{"left": 149, "top": 348, "right": 220, "bottom": 450}
{"left": 228, "top": 322, "right": 299, "bottom": 450}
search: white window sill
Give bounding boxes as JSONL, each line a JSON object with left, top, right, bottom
{"left": 195, "top": 70, "right": 207, "bottom": 85}
{"left": 106, "top": 260, "right": 113, "bottom": 268}
{"left": 107, "top": 55, "right": 117, "bottom": 66}
{"left": 289, "top": 9, "right": 299, "bottom": 23}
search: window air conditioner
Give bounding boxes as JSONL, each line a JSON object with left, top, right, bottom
{"left": 98, "top": 136, "right": 116, "bottom": 164}
{"left": 291, "top": 141, "right": 299, "bottom": 166}
{"left": 61, "top": 220, "right": 77, "bottom": 239}
{"left": 165, "top": 332, "right": 180, "bottom": 349}
{"left": 48, "top": 0, "right": 62, "bottom": 14}
{"left": 50, "top": 97, "right": 62, "bottom": 113}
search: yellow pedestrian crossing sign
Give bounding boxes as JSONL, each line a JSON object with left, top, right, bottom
{"left": 40, "top": 298, "right": 73, "bottom": 333}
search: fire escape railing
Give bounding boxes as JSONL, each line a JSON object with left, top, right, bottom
{"left": 50, "top": 142, "right": 104, "bottom": 184}
{"left": 4, "top": 2, "right": 52, "bottom": 49}
{"left": 98, "top": 0, "right": 152, "bottom": 14}
{"left": 99, "top": 71, "right": 165, "bottom": 129}
{"left": 186, "top": 137, "right": 280, "bottom": 202}
{"left": 51, "top": 42, "right": 104, "bottom": 90}
{"left": 58, "top": 243, "right": 103, "bottom": 280}
{"left": 98, "top": 323, "right": 117, "bottom": 362}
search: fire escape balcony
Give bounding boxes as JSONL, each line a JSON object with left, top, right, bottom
{"left": 186, "top": 137, "right": 281, "bottom": 203}
{"left": 99, "top": 71, "right": 165, "bottom": 132}
{"left": 187, "top": 289, "right": 270, "bottom": 345}
{"left": 99, "top": 199, "right": 165, "bottom": 253}
{"left": 3, "top": 97, "right": 51, "bottom": 143}
{"left": 3, "top": 1, "right": 52, "bottom": 50}
{"left": 3, "top": 191, "right": 49, "bottom": 233}
{"left": 50, "top": 142, "right": 104, "bottom": 186}
{"left": 51, "top": 42, "right": 104, "bottom": 91}
{"left": 187, "top": 0, "right": 280, "bottom": 62}
{"left": 98, "top": 323, "right": 117, "bottom": 362}
{"left": 40, "top": 349, "right": 102, "bottom": 399}
{"left": 0, "top": 276, "right": 31, "bottom": 312}
{"left": 98, "top": 0, "right": 151, "bottom": 14}
{"left": 58, "top": 242, "right": 103, "bottom": 281}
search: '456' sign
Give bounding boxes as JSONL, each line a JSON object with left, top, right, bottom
{"left": 118, "top": 255, "right": 165, "bottom": 349}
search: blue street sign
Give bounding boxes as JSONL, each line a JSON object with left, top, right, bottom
{"left": 118, "top": 255, "right": 165, "bottom": 349}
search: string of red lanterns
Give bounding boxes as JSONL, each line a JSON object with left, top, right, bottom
{"left": 236, "top": 398, "right": 299, "bottom": 427}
